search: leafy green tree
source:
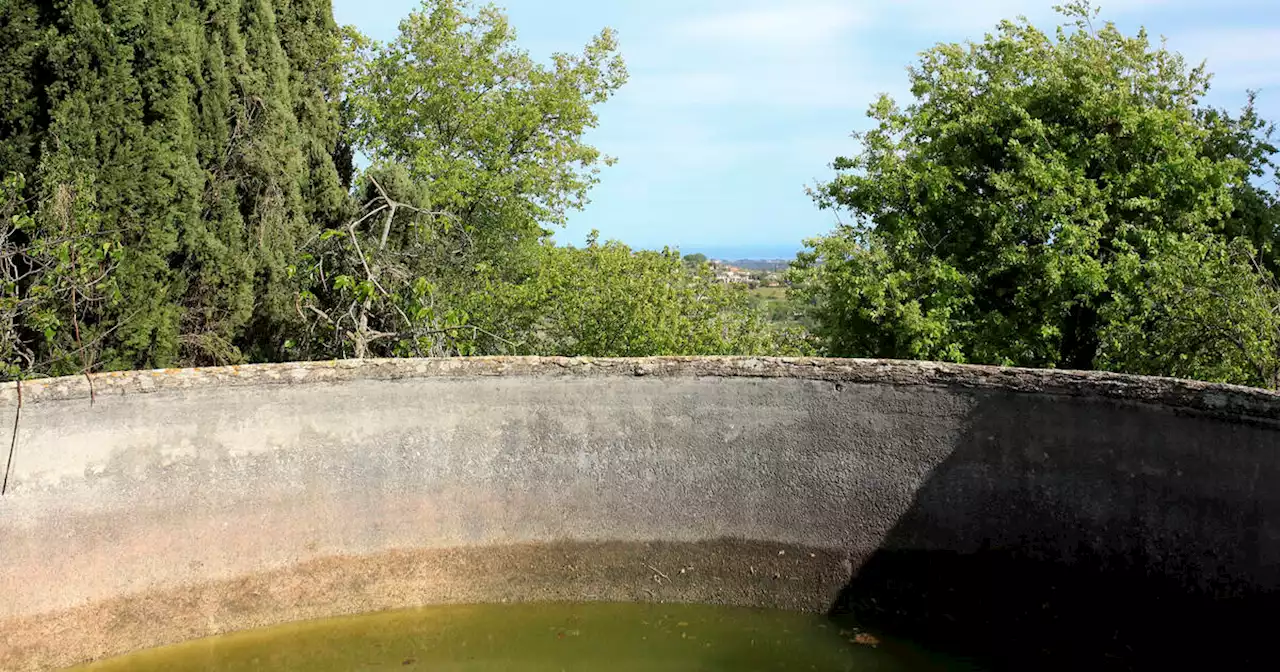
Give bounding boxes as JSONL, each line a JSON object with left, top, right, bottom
{"left": 344, "top": 0, "right": 626, "bottom": 266}
{"left": 0, "top": 173, "right": 118, "bottom": 380}
{"left": 1100, "top": 235, "right": 1279, "bottom": 388}
{"left": 296, "top": 0, "right": 630, "bottom": 359}
{"left": 474, "top": 233, "right": 812, "bottom": 357}
{"left": 793, "top": 1, "right": 1280, "bottom": 386}
{"left": 297, "top": 0, "right": 805, "bottom": 362}
{"left": 289, "top": 166, "right": 497, "bottom": 360}
{"left": 1200, "top": 96, "right": 1280, "bottom": 273}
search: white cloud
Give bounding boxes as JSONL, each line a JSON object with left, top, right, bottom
{"left": 622, "top": 1, "right": 886, "bottom": 109}
{"left": 881, "top": 0, "right": 1173, "bottom": 35}
{"left": 1169, "top": 28, "right": 1280, "bottom": 89}
{"left": 622, "top": 68, "right": 894, "bottom": 110}
{"left": 623, "top": 0, "right": 1200, "bottom": 113}
{"left": 592, "top": 0, "right": 1280, "bottom": 222}
{"left": 673, "top": 3, "right": 867, "bottom": 48}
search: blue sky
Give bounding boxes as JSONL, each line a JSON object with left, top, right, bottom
{"left": 333, "top": 1, "right": 1280, "bottom": 258}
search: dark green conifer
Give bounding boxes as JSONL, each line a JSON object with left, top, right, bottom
{"left": 0, "top": 0, "right": 351, "bottom": 375}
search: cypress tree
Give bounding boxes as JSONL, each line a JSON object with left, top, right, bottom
{"left": 0, "top": 0, "right": 50, "bottom": 180}
{"left": 0, "top": 0, "right": 351, "bottom": 376}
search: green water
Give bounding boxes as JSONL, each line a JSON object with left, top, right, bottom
{"left": 69, "top": 602, "right": 979, "bottom": 672}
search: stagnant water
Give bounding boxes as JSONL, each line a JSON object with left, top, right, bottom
{"left": 67, "top": 602, "right": 982, "bottom": 671}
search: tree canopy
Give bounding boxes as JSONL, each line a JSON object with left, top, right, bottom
{"left": 0, "top": 0, "right": 350, "bottom": 376}
{"left": 792, "top": 1, "right": 1280, "bottom": 388}
{"left": 289, "top": 0, "right": 637, "bottom": 360}
{"left": 0, "top": 0, "right": 789, "bottom": 375}
{"left": 346, "top": 0, "right": 626, "bottom": 260}
{"left": 475, "top": 233, "right": 811, "bottom": 357}
{"left": 4, "top": 0, "right": 1280, "bottom": 390}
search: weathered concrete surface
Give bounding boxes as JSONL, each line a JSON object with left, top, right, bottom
{"left": 1, "top": 357, "right": 1279, "bottom": 670}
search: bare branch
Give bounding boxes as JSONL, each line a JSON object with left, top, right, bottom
{"left": 366, "top": 173, "right": 461, "bottom": 250}
{"left": 346, "top": 221, "right": 374, "bottom": 282}
{"left": 351, "top": 203, "right": 391, "bottom": 232}
{"left": 368, "top": 173, "right": 392, "bottom": 202}
{"left": 306, "top": 304, "right": 335, "bottom": 324}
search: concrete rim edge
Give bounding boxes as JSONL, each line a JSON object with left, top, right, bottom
{"left": 2, "top": 356, "right": 1278, "bottom": 422}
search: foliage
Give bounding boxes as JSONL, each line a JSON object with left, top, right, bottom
{"left": 1200, "top": 95, "right": 1280, "bottom": 272}
{"left": 343, "top": 0, "right": 627, "bottom": 266}
{"left": 472, "top": 233, "right": 812, "bottom": 357}
{"left": 0, "top": 173, "right": 118, "bottom": 379}
{"left": 1100, "top": 235, "right": 1280, "bottom": 388}
{"left": 23, "top": 0, "right": 1280, "bottom": 389}
{"left": 289, "top": 0, "right": 643, "bottom": 360}
{"left": 289, "top": 168, "right": 504, "bottom": 359}
{"left": 792, "top": 227, "right": 971, "bottom": 362}
{"left": 745, "top": 285, "right": 811, "bottom": 331}
{"left": 794, "top": 1, "right": 1280, "bottom": 387}
{"left": 2, "top": 0, "right": 800, "bottom": 378}
{"left": 0, "top": 0, "right": 350, "bottom": 379}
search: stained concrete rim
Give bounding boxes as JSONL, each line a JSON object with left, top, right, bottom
{"left": 3, "top": 356, "right": 1278, "bottom": 423}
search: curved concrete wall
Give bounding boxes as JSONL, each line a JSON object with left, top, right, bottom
{"left": 1, "top": 357, "right": 1278, "bottom": 670}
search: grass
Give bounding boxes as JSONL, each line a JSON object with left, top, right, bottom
{"left": 749, "top": 286, "right": 788, "bottom": 301}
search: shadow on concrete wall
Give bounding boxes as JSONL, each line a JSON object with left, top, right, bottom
{"left": 831, "top": 390, "right": 1280, "bottom": 670}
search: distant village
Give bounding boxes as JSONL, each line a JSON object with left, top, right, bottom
{"left": 709, "top": 260, "right": 786, "bottom": 288}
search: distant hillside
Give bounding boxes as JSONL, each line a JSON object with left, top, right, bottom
{"left": 685, "top": 244, "right": 801, "bottom": 261}
{"left": 713, "top": 259, "right": 791, "bottom": 272}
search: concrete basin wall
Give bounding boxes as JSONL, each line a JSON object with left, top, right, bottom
{"left": 1, "top": 357, "right": 1278, "bottom": 670}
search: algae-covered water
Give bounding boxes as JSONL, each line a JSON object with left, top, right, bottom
{"left": 68, "top": 602, "right": 981, "bottom": 671}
